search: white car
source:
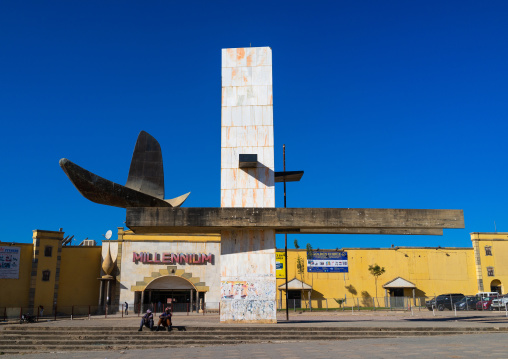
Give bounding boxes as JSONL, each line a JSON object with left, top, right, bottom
{"left": 490, "top": 295, "right": 508, "bottom": 310}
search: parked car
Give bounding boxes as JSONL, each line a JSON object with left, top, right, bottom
{"left": 455, "top": 296, "right": 479, "bottom": 311}
{"left": 490, "top": 294, "right": 508, "bottom": 310}
{"left": 426, "top": 293, "right": 465, "bottom": 311}
{"left": 476, "top": 292, "right": 499, "bottom": 300}
{"left": 476, "top": 296, "right": 498, "bottom": 310}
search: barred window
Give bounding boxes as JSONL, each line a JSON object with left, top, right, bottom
{"left": 487, "top": 267, "right": 494, "bottom": 277}
{"left": 485, "top": 246, "right": 492, "bottom": 256}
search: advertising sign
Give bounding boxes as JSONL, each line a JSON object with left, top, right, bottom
{"left": 0, "top": 246, "right": 21, "bottom": 279}
{"left": 275, "top": 252, "right": 286, "bottom": 278}
{"left": 307, "top": 251, "right": 348, "bottom": 273}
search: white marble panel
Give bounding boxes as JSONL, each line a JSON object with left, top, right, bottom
{"left": 225, "top": 48, "right": 236, "bottom": 68}
{"left": 225, "top": 127, "right": 237, "bottom": 148}
{"left": 231, "top": 188, "right": 242, "bottom": 207}
{"left": 229, "top": 147, "right": 239, "bottom": 169}
{"left": 221, "top": 127, "right": 227, "bottom": 148}
{"left": 235, "top": 87, "right": 246, "bottom": 106}
{"left": 221, "top": 49, "right": 227, "bottom": 68}
{"left": 231, "top": 107, "right": 242, "bottom": 127}
{"left": 221, "top": 189, "right": 231, "bottom": 207}
{"left": 255, "top": 86, "right": 268, "bottom": 106}
{"left": 236, "top": 126, "right": 247, "bottom": 146}
{"left": 246, "top": 126, "right": 258, "bottom": 146}
{"left": 256, "top": 47, "right": 272, "bottom": 66}
{"left": 262, "top": 106, "right": 273, "bottom": 126}
{"left": 253, "top": 66, "right": 272, "bottom": 86}
{"left": 263, "top": 147, "right": 274, "bottom": 168}
{"left": 245, "top": 47, "right": 256, "bottom": 67}
{"left": 222, "top": 67, "right": 232, "bottom": 87}
{"left": 257, "top": 126, "right": 268, "bottom": 147}
{"left": 222, "top": 106, "right": 232, "bottom": 127}
{"left": 245, "top": 87, "right": 257, "bottom": 106}
{"left": 267, "top": 85, "right": 273, "bottom": 105}
{"left": 231, "top": 67, "right": 242, "bottom": 87}
{"left": 224, "top": 87, "right": 236, "bottom": 107}
{"left": 221, "top": 148, "right": 230, "bottom": 169}
{"left": 267, "top": 126, "right": 274, "bottom": 147}
{"left": 253, "top": 106, "right": 263, "bottom": 126}
{"left": 241, "top": 67, "right": 253, "bottom": 86}
{"left": 245, "top": 189, "right": 254, "bottom": 207}
{"left": 241, "top": 106, "right": 252, "bottom": 127}
{"left": 236, "top": 48, "right": 247, "bottom": 67}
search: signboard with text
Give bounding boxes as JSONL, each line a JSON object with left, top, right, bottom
{"left": 276, "top": 252, "right": 286, "bottom": 278}
{"left": 307, "top": 251, "right": 348, "bottom": 273}
{"left": 0, "top": 246, "right": 20, "bottom": 279}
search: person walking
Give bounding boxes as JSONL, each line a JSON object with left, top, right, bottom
{"left": 124, "top": 302, "right": 128, "bottom": 315}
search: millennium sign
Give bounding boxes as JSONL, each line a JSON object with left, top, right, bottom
{"left": 133, "top": 252, "right": 214, "bottom": 265}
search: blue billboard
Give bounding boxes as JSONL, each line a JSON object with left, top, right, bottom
{"left": 307, "top": 251, "right": 348, "bottom": 273}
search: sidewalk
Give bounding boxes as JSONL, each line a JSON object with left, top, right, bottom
{"left": 3, "top": 310, "right": 508, "bottom": 328}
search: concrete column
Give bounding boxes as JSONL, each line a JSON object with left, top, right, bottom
{"left": 220, "top": 47, "right": 276, "bottom": 324}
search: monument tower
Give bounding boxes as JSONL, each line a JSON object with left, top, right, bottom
{"left": 220, "top": 47, "right": 276, "bottom": 323}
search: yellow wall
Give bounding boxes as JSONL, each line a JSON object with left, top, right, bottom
{"left": 32, "top": 230, "right": 63, "bottom": 313}
{"left": 471, "top": 232, "right": 508, "bottom": 294}
{"left": 0, "top": 243, "right": 33, "bottom": 308}
{"left": 58, "top": 246, "right": 102, "bottom": 308}
{"left": 276, "top": 247, "right": 477, "bottom": 308}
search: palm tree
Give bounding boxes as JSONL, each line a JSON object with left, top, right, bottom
{"left": 368, "top": 264, "right": 386, "bottom": 301}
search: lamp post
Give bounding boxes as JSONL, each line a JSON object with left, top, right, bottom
{"left": 277, "top": 144, "right": 304, "bottom": 321}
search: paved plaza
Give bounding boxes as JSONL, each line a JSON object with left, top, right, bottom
{"left": 2, "top": 311, "right": 508, "bottom": 358}
{"left": 2, "top": 334, "right": 508, "bottom": 359}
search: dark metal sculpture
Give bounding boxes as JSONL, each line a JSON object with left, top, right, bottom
{"left": 60, "top": 131, "right": 190, "bottom": 208}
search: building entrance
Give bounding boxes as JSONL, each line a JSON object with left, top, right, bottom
{"left": 134, "top": 275, "right": 205, "bottom": 313}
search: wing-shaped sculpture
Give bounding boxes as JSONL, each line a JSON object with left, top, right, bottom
{"left": 59, "top": 131, "right": 190, "bottom": 208}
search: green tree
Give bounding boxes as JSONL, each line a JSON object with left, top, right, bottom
{"left": 368, "top": 264, "right": 386, "bottom": 300}
{"left": 296, "top": 254, "right": 305, "bottom": 305}
{"left": 294, "top": 239, "right": 300, "bottom": 249}
{"left": 306, "top": 243, "right": 314, "bottom": 308}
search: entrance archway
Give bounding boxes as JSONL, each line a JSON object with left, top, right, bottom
{"left": 131, "top": 266, "right": 209, "bottom": 314}
{"left": 143, "top": 276, "right": 197, "bottom": 312}
{"left": 491, "top": 279, "right": 502, "bottom": 294}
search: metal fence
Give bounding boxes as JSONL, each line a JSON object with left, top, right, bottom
{"left": 0, "top": 302, "right": 219, "bottom": 322}
{"left": 277, "top": 295, "right": 508, "bottom": 313}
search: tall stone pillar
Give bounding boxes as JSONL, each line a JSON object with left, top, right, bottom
{"left": 220, "top": 47, "right": 276, "bottom": 323}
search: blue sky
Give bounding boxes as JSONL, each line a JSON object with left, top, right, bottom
{"left": 1, "top": 1, "right": 507, "bottom": 249}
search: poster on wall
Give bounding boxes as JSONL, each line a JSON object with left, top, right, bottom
{"left": 275, "top": 252, "right": 286, "bottom": 278}
{"left": 0, "top": 246, "right": 20, "bottom": 279}
{"left": 307, "top": 251, "right": 348, "bottom": 273}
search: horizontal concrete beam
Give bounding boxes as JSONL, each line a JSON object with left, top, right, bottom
{"left": 126, "top": 208, "right": 464, "bottom": 235}
{"left": 281, "top": 228, "right": 443, "bottom": 235}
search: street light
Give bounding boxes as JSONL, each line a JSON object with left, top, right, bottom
{"left": 276, "top": 144, "right": 304, "bottom": 321}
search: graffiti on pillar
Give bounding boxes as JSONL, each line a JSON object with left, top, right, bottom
{"left": 221, "top": 280, "right": 275, "bottom": 301}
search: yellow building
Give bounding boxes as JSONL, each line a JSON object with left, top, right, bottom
{"left": 1, "top": 229, "right": 508, "bottom": 314}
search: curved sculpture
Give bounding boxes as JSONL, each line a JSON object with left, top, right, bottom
{"left": 60, "top": 131, "right": 190, "bottom": 208}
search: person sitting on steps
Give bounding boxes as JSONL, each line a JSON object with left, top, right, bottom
{"left": 156, "top": 307, "right": 172, "bottom": 332}
{"left": 138, "top": 309, "right": 154, "bottom": 331}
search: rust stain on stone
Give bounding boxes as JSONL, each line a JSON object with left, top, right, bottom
{"left": 237, "top": 48, "right": 245, "bottom": 60}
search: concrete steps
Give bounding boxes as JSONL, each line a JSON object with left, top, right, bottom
{"left": 1, "top": 326, "right": 506, "bottom": 354}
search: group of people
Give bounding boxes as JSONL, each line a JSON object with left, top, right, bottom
{"left": 138, "top": 307, "right": 172, "bottom": 332}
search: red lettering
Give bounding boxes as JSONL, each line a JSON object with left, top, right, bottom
{"left": 162, "top": 253, "right": 172, "bottom": 263}
{"left": 133, "top": 252, "right": 142, "bottom": 263}
{"left": 202, "top": 254, "right": 213, "bottom": 263}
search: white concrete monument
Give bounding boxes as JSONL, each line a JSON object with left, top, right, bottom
{"left": 220, "top": 47, "right": 277, "bottom": 323}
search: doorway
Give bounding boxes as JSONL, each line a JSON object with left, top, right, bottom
{"left": 288, "top": 290, "right": 302, "bottom": 309}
